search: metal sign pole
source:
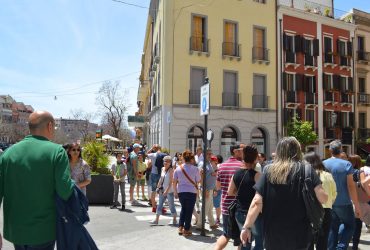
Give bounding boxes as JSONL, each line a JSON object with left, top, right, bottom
{"left": 200, "top": 77, "right": 209, "bottom": 237}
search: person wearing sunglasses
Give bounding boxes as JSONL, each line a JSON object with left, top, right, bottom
{"left": 67, "top": 143, "right": 91, "bottom": 195}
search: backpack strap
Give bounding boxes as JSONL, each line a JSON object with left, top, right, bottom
{"left": 180, "top": 165, "right": 198, "bottom": 190}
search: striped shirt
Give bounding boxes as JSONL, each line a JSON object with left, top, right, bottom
{"left": 217, "top": 157, "right": 243, "bottom": 215}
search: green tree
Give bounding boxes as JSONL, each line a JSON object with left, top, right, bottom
{"left": 287, "top": 116, "right": 318, "bottom": 152}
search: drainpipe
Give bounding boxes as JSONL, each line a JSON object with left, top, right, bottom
{"left": 352, "top": 35, "right": 356, "bottom": 154}
{"left": 279, "top": 18, "right": 284, "bottom": 138}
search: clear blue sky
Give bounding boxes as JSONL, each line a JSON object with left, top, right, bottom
{"left": 0, "top": 0, "right": 369, "bottom": 124}
{"left": 0, "top": 0, "right": 150, "bottom": 123}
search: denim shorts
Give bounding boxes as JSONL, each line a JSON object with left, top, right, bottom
{"left": 150, "top": 173, "right": 160, "bottom": 191}
{"left": 213, "top": 190, "right": 222, "bottom": 208}
{"left": 222, "top": 214, "right": 229, "bottom": 237}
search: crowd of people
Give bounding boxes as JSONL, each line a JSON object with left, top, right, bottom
{"left": 109, "top": 138, "right": 370, "bottom": 250}
{"left": 1, "top": 110, "right": 370, "bottom": 250}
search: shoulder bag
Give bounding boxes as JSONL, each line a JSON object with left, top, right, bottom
{"left": 301, "top": 163, "right": 325, "bottom": 235}
{"left": 227, "top": 170, "right": 247, "bottom": 240}
{"left": 179, "top": 164, "right": 198, "bottom": 191}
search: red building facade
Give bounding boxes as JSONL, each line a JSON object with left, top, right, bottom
{"left": 278, "top": 5, "right": 355, "bottom": 157}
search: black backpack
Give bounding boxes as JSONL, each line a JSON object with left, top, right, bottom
{"left": 155, "top": 152, "right": 167, "bottom": 173}
{"left": 301, "top": 163, "right": 325, "bottom": 235}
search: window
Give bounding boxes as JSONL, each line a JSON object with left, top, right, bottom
{"left": 189, "top": 67, "right": 206, "bottom": 104}
{"left": 283, "top": 73, "right": 295, "bottom": 91}
{"left": 306, "top": 109, "right": 315, "bottom": 128}
{"left": 253, "top": 74, "right": 268, "bottom": 108}
{"left": 191, "top": 15, "right": 207, "bottom": 52}
{"left": 223, "top": 21, "right": 238, "bottom": 56}
{"left": 223, "top": 71, "right": 238, "bottom": 106}
{"left": 341, "top": 112, "right": 350, "bottom": 128}
{"left": 253, "top": 27, "right": 267, "bottom": 60}
{"left": 303, "top": 38, "right": 313, "bottom": 56}
{"left": 253, "top": 0, "right": 266, "bottom": 3}
{"left": 337, "top": 40, "right": 347, "bottom": 56}
{"left": 359, "top": 113, "right": 366, "bottom": 128}
{"left": 358, "top": 36, "right": 365, "bottom": 51}
{"left": 304, "top": 75, "right": 316, "bottom": 93}
{"left": 324, "top": 36, "right": 333, "bottom": 53}
{"left": 359, "top": 77, "right": 366, "bottom": 93}
{"left": 323, "top": 74, "right": 333, "bottom": 90}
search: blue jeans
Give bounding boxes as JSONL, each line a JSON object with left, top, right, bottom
{"left": 235, "top": 208, "right": 263, "bottom": 250}
{"left": 14, "top": 241, "right": 55, "bottom": 250}
{"left": 150, "top": 173, "right": 160, "bottom": 191}
{"left": 156, "top": 192, "right": 177, "bottom": 215}
{"left": 328, "top": 204, "right": 355, "bottom": 250}
{"left": 178, "top": 192, "right": 197, "bottom": 231}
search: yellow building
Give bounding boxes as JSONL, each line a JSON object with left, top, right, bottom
{"left": 137, "top": 0, "right": 277, "bottom": 159}
{"left": 352, "top": 9, "right": 370, "bottom": 152}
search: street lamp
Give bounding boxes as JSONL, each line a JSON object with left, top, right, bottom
{"left": 331, "top": 111, "right": 337, "bottom": 128}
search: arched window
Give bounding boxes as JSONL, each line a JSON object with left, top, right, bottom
{"left": 220, "top": 126, "right": 238, "bottom": 160}
{"left": 187, "top": 125, "right": 204, "bottom": 153}
{"left": 251, "top": 127, "right": 266, "bottom": 154}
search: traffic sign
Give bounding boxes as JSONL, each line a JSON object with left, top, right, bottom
{"left": 200, "top": 83, "right": 209, "bottom": 116}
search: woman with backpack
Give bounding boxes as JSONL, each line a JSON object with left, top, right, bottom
{"left": 240, "top": 137, "right": 328, "bottom": 250}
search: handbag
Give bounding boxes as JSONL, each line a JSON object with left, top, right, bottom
{"left": 227, "top": 170, "right": 248, "bottom": 240}
{"left": 301, "top": 163, "right": 325, "bottom": 235}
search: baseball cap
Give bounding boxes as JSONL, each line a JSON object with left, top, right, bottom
{"left": 210, "top": 155, "right": 218, "bottom": 162}
{"left": 133, "top": 143, "right": 142, "bottom": 149}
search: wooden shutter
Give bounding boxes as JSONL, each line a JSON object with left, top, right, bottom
{"left": 336, "top": 39, "right": 340, "bottom": 55}
{"left": 255, "top": 28, "right": 264, "bottom": 59}
{"left": 283, "top": 33, "right": 288, "bottom": 51}
{"left": 192, "top": 16, "right": 203, "bottom": 51}
{"left": 312, "top": 76, "right": 317, "bottom": 93}
{"left": 323, "top": 111, "right": 329, "bottom": 127}
{"left": 349, "top": 112, "right": 354, "bottom": 128}
{"left": 302, "top": 38, "right": 307, "bottom": 54}
{"left": 283, "top": 72, "right": 287, "bottom": 90}
{"left": 336, "top": 111, "right": 341, "bottom": 127}
{"left": 333, "top": 75, "right": 340, "bottom": 90}
{"left": 323, "top": 73, "right": 328, "bottom": 90}
{"left": 347, "top": 41, "right": 352, "bottom": 56}
{"left": 295, "top": 35, "right": 301, "bottom": 53}
{"left": 348, "top": 77, "right": 353, "bottom": 92}
{"left": 313, "top": 39, "right": 319, "bottom": 56}
{"left": 339, "top": 76, "right": 346, "bottom": 92}
{"left": 225, "top": 22, "right": 236, "bottom": 55}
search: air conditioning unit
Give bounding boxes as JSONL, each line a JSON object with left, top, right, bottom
{"left": 359, "top": 94, "right": 367, "bottom": 102}
{"left": 154, "top": 56, "right": 160, "bottom": 64}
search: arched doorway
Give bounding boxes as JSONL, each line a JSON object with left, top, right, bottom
{"left": 187, "top": 125, "right": 204, "bottom": 153}
{"left": 251, "top": 127, "right": 266, "bottom": 154}
{"left": 220, "top": 126, "right": 238, "bottom": 160}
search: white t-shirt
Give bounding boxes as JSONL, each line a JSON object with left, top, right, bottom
{"left": 147, "top": 152, "right": 158, "bottom": 175}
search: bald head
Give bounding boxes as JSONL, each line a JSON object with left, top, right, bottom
{"left": 28, "top": 111, "right": 55, "bottom": 136}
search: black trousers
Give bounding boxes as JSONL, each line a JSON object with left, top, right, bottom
{"left": 352, "top": 218, "right": 362, "bottom": 250}
{"left": 309, "top": 208, "right": 332, "bottom": 250}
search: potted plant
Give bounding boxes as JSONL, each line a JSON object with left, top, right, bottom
{"left": 324, "top": 7, "right": 331, "bottom": 17}
{"left": 83, "top": 141, "right": 114, "bottom": 204}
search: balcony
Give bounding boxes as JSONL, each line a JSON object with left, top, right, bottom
{"left": 324, "top": 92, "right": 335, "bottom": 104}
{"left": 305, "top": 93, "right": 317, "bottom": 105}
{"left": 357, "top": 51, "right": 370, "bottom": 63}
{"left": 189, "top": 89, "right": 200, "bottom": 105}
{"left": 358, "top": 93, "right": 370, "bottom": 105}
{"left": 342, "top": 128, "right": 353, "bottom": 145}
{"left": 189, "top": 36, "right": 209, "bottom": 55}
{"left": 358, "top": 128, "right": 370, "bottom": 139}
{"left": 340, "top": 93, "right": 352, "bottom": 105}
{"left": 222, "top": 92, "right": 239, "bottom": 107}
{"left": 324, "top": 53, "right": 334, "bottom": 63}
{"left": 285, "top": 91, "right": 298, "bottom": 103}
{"left": 326, "top": 128, "right": 335, "bottom": 139}
{"left": 252, "top": 47, "right": 269, "bottom": 64}
{"left": 338, "top": 55, "right": 351, "bottom": 70}
{"left": 222, "top": 42, "right": 241, "bottom": 59}
{"left": 252, "top": 95, "right": 269, "bottom": 109}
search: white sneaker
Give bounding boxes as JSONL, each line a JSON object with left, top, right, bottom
{"left": 150, "top": 220, "right": 158, "bottom": 225}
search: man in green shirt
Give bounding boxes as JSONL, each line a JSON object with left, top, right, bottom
{"left": 0, "top": 111, "right": 74, "bottom": 249}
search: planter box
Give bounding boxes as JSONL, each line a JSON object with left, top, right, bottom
{"left": 86, "top": 174, "right": 113, "bottom": 205}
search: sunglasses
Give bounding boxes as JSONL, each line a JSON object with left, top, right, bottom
{"left": 71, "top": 148, "right": 81, "bottom": 152}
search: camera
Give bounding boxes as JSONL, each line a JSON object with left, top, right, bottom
{"left": 156, "top": 187, "right": 164, "bottom": 194}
